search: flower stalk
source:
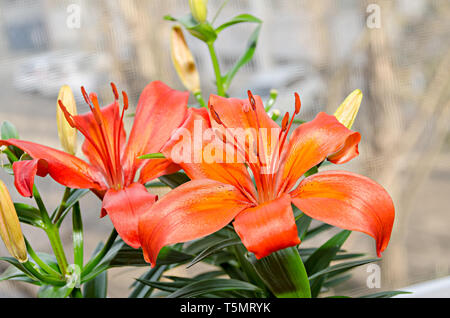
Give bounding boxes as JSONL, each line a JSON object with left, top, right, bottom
{"left": 248, "top": 247, "right": 311, "bottom": 298}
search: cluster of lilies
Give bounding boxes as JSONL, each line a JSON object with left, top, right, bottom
{"left": 0, "top": 80, "right": 394, "bottom": 267}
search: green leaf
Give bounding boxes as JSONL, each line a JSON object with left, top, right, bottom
{"left": 165, "top": 14, "right": 217, "bottom": 42}
{"left": 55, "top": 189, "right": 89, "bottom": 226}
{"left": 249, "top": 247, "right": 311, "bottom": 298}
{"left": 223, "top": 24, "right": 261, "bottom": 90}
{"left": 304, "top": 166, "right": 319, "bottom": 178}
{"left": 83, "top": 271, "right": 107, "bottom": 298}
{"left": 215, "top": 14, "right": 262, "bottom": 33}
{"left": 187, "top": 237, "right": 241, "bottom": 268}
{"left": 360, "top": 290, "right": 412, "bottom": 298}
{"left": 156, "top": 246, "right": 194, "bottom": 266}
{"left": 138, "top": 153, "right": 165, "bottom": 160}
{"left": 1, "top": 121, "right": 19, "bottom": 139}
{"left": 14, "top": 203, "right": 44, "bottom": 228}
{"left": 303, "top": 223, "right": 333, "bottom": 241}
{"left": 323, "top": 274, "right": 352, "bottom": 288}
{"left": 0, "top": 265, "right": 37, "bottom": 284}
{"left": 308, "top": 259, "right": 379, "bottom": 280}
{"left": 129, "top": 265, "right": 168, "bottom": 298}
{"left": 295, "top": 212, "right": 312, "bottom": 241}
{"left": 136, "top": 278, "right": 188, "bottom": 293}
{"left": 72, "top": 202, "right": 83, "bottom": 268}
{"left": 304, "top": 230, "right": 351, "bottom": 297}
{"left": 38, "top": 284, "right": 73, "bottom": 298}
{"left": 159, "top": 172, "right": 190, "bottom": 189}
{"left": 166, "top": 278, "right": 261, "bottom": 298}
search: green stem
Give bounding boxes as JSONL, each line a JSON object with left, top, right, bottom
{"left": 25, "top": 239, "right": 62, "bottom": 278}
{"left": 194, "top": 91, "right": 207, "bottom": 107}
{"left": 33, "top": 186, "right": 69, "bottom": 276}
{"left": 71, "top": 288, "right": 83, "bottom": 298}
{"left": 21, "top": 261, "right": 65, "bottom": 286}
{"left": 249, "top": 247, "right": 311, "bottom": 298}
{"left": 207, "top": 41, "right": 226, "bottom": 96}
{"left": 53, "top": 187, "right": 71, "bottom": 223}
{"left": 82, "top": 229, "right": 118, "bottom": 276}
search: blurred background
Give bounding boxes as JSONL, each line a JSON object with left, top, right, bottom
{"left": 0, "top": 0, "right": 449, "bottom": 297}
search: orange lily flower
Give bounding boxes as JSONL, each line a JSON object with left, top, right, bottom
{"left": 139, "top": 91, "right": 395, "bottom": 265}
{"left": 0, "top": 81, "right": 189, "bottom": 248}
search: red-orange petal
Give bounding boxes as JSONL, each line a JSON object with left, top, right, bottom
{"left": 279, "top": 112, "right": 361, "bottom": 193}
{"left": 162, "top": 107, "right": 257, "bottom": 202}
{"left": 74, "top": 102, "right": 126, "bottom": 176}
{"left": 209, "top": 94, "right": 278, "bottom": 131}
{"left": 122, "top": 81, "right": 189, "bottom": 184}
{"left": 102, "top": 183, "right": 157, "bottom": 248}
{"left": 233, "top": 193, "right": 300, "bottom": 259}
{"left": 138, "top": 179, "right": 252, "bottom": 266}
{"left": 0, "top": 139, "right": 105, "bottom": 194}
{"left": 138, "top": 159, "right": 181, "bottom": 184}
{"left": 291, "top": 170, "right": 395, "bottom": 257}
{"left": 12, "top": 159, "right": 48, "bottom": 197}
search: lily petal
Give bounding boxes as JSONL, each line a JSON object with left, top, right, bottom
{"left": 12, "top": 159, "right": 48, "bottom": 197}
{"left": 74, "top": 102, "right": 126, "bottom": 176}
{"left": 233, "top": 193, "right": 300, "bottom": 259}
{"left": 102, "top": 183, "right": 157, "bottom": 248}
{"left": 138, "top": 159, "right": 181, "bottom": 184}
{"left": 139, "top": 179, "right": 252, "bottom": 266}
{"left": 291, "top": 170, "right": 395, "bottom": 257}
{"left": 162, "top": 107, "right": 257, "bottom": 202}
{"left": 123, "top": 81, "right": 189, "bottom": 184}
{"left": 279, "top": 112, "right": 360, "bottom": 193}
{"left": 209, "top": 94, "right": 278, "bottom": 131}
{"left": 0, "top": 139, "right": 105, "bottom": 194}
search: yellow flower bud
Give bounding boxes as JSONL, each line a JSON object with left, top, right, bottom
{"left": 56, "top": 85, "right": 78, "bottom": 155}
{"left": 334, "top": 89, "right": 363, "bottom": 129}
{"left": 189, "top": 0, "right": 208, "bottom": 24}
{"left": 0, "top": 180, "right": 28, "bottom": 263}
{"left": 171, "top": 26, "right": 201, "bottom": 93}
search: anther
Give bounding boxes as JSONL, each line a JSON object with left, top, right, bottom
{"left": 122, "top": 91, "right": 129, "bottom": 110}
{"left": 281, "top": 112, "right": 290, "bottom": 132}
{"left": 111, "top": 82, "right": 119, "bottom": 100}
{"left": 81, "top": 86, "right": 91, "bottom": 105}
{"left": 209, "top": 105, "right": 223, "bottom": 125}
{"left": 247, "top": 90, "right": 256, "bottom": 110}
{"left": 58, "top": 100, "right": 76, "bottom": 128}
{"left": 294, "top": 92, "right": 301, "bottom": 115}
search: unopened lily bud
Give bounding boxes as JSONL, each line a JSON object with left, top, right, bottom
{"left": 171, "top": 26, "right": 201, "bottom": 93}
{"left": 0, "top": 180, "right": 27, "bottom": 263}
{"left": 334, "top": 89, "right": 363, "bottom": 129}
{"left": 56, "top": 85, "right": 78, "bottom": 155}
{"left": 189, "top": 0, "right": 208, "bottom": 24}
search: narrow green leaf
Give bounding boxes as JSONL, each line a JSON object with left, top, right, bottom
{"left": 156, "top": 246, "right": 194, "bottom": 266}
{"left": 83, "top": 271, "right": 107, "bottom": 298}
{"left": 72, "top": 202, "right": 83, "bottom": 268}
{"left": 129, "top": 265, "right": 167, "bottom": 298}
{"left": 308, "top": 259, "right": 379, "bottom": 280}
{"left": 166, "top": 279, "right": 261, "bottom": 298}
{"left": 215, "top": 14, "right": 262, "bottom": 33}
{"left": 38, "top": 284, "right": 73, "bottom": 298}
{"left": 187, "top": 237, "right": 241, "bottom": 268}
{"left": 223, "top": 24, "right": 261, "bottom": 90}
{"left": 14, "top": 203, "right": 44, "bottom": 228}
{"left": 323, "top": 274, "right": 352, "bottom": 288}
{"left": 250, "top": 247, "right": 311, "bottom": 298}
{"left": 159, "top": 172, "right": 190, "bottom": 189}
{"left": 303, "top": 223, "right": 333, "bottom": 241}
{"left": 360, "top": 290, "right": 412, "bottom": 298}
{"left": 304, "top": 230, "right": 351, "bottom": 277}
{"left": 138, "top": 153, "right": 165, "bottom": 160}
